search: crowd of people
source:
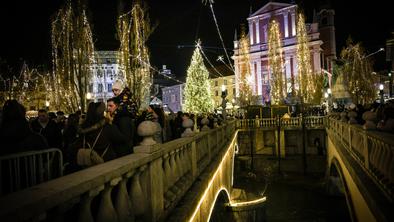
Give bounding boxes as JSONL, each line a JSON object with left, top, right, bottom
{"left": 3, "top": 77, "right": 392, "bottom": 176}
{"left": 0, "top": 80, "right": 229, "bottom": 175}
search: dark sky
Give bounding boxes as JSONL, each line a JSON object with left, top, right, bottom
{"left": 0, "top": 0, "right": 393, "bottom": 79}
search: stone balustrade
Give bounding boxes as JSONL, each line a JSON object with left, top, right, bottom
{"left": 236, "top": 116, "right": 326, "bottom": 129}
{"left": 326, "top": 117, "right": 394, "bottom": 199}
{"left": 0, "top": 121, "right": 236, "bottom": 222}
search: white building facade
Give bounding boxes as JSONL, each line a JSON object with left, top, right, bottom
{"left": 233, "top": 2, "right": 336, "bottom": 103}
{"left": 88, "top": 51, "right": 124, "bottom": 102}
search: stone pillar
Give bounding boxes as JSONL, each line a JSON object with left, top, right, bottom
{"left": 291, "top": 12, "right": 296, "bottom": 36}
{"left": 284, "top": 13, "right": 289, "bottom": 38}
{"left": 255, "top": 20, "right": 260, "bottom": 44}
{"left": 181, "top": 118, "right": 195, "bottom": 137}
{"left": 201, "top": 117, "right": 210, "bottom": 131}
{"left": 249, "top": 22, "right": 254, "bottom": 45}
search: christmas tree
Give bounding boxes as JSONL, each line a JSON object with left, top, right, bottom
{"left": 296, "top": 13, "right": 317, "bottom": 103}
{"left": 183, "top": 45, "right": 214, "bottom": 114}
{"left": 268, "top": 19, "right": 285, "bottom": 105}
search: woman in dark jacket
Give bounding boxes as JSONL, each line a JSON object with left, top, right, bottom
{"left": 67, "top": 102, "right": 128, "bottom": 173}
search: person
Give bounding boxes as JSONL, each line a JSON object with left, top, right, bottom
{"left": 67, "top": 102, "right": 127, "bottom": 172}
{"left": 112, "top": 79, "right": 138, "bottom": 119}
{"left": 30, "top": 109, "right": 63, "bottom": 148}
{"left": 107, "top": 97, "right": 134, "bottom": 156}
{"left": 0, "top": 100, "right": 48, "bottom": 155}
{"left": 377, "top": 106, "right": 394, "bottom": 133}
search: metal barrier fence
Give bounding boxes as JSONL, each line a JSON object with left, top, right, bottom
{"left": 0, "top": 148, "right": 63, "bottom": 196}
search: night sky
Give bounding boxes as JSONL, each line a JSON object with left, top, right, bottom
{"left": 0, "top": 0, "right": 393, "bottom": 80}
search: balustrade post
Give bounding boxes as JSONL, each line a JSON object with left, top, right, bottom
{"left": 78, "top": 185, "right": 103, "bottom": 222}
{"left": 115, "top": 175, "right": 133, "bottom": 222}
{"left": 191, "top": 140, "right": 197, "bottom": 179}
{"left": 97, "top": 180, "right": 119, "bottom": 222}
{"left": 363, "top": 133, "right": 369, "bottom": 168}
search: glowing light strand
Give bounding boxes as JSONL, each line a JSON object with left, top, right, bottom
{"left": 268, "top": 20, "right": 285, "bottom": 105}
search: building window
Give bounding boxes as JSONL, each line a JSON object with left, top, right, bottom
{"left": 107, "top": 83, "right": 112, "bottom": 92}
{"left": 98, "top": 83, "right": 103, "bottom": 93}
{"left": 215, "top": 81, "right": 218, "bottom": 86}
{"left": 224, "top": 79, "right": 227, "bottom": 85}
{"left": 88, "top": 83, "right": 93, "bottom": 93}
{"left": 233, "top": 88, "right": 236, "bottom": 95}
{"left": 215, "top": 90, "right": 218, "bottom": 96}
{"left": 171, "top": 95, "right": 176, "bottom": 103}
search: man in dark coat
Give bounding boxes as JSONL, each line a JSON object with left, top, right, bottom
{"left": 107, "top": 97, "right": 134, "bottom": 156}
{"left": 31, "top": 109, "right": 63, "bottom": 148}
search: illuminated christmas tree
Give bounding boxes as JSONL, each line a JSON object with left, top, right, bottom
{"left": 183, "top": 45, "right": 214, "bottom": 114}
{"left": 268, "top": 20, "right": 285, "bottom": 105}
{"left": 237, "top": 26, "right": 253, "bottom": 107}
{"left": 296, "top": 13, "right": 317, "bottom": 103}
{"left": 51, "top": 0, "right": 94, "bottom": 112}
{"left": 339, "top": 39, "right": 375, "bottom": 104}
{"left": 117, "top": 0, "right": 152, "bottom": 110}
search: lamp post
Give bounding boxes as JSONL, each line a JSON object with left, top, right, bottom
{"left": 389, "top": 72, "right": 392, "bottom": 98}
{"left": 379, "top": 84, "right": 384, "bottom": 104}
{"left": 221, "top": 84, "right": 227, "bottom": 122}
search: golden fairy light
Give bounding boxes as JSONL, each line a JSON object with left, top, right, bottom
{"left": 117, "top": 0, "right": 152, "bottom": 110}
{"left": 238, "top": 25, "right": 253, "bottom": 106}
{"left": 268, "top": 19, "right": 285, "bottom": 105}
{"left": 296, "top": 13, "right": 317, "bottom": 104}
{"left": 51, "top": 0, "right": 94, "bottom": 112}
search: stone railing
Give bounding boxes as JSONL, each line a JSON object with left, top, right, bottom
{"left": 236, "top": 116, "right": 326, "bottom": 129}
{"left": 326, "top": 117, "right": 394, "bottom": 198}
{"left": 0, "top": 121, "right": 236, "bottom": 222}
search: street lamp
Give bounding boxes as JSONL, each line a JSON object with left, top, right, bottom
{"left": 379, "top": 84, "right": 384, "bottom": 104}
{"left": 389, "top": 72, "right": 392, "bottom": 98}
{"left": 221, "top": 84, "right": 227, "bottom": 121}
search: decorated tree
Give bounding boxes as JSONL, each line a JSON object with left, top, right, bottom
{"left": 238, "top": 25, "right": 253, "bottom": 107}
{"left": 183, "top": 46, "right": 214, "bottom": 114}
{"left": 117, "top": 0, "right": 153, "bottom": 110}
{"left": 338, "top": 39, "right": 376, "bottom": 104}
{"left": 296, "top": 13, "right": 321, "bottom": 104}
{"left": 51, "top": 0, "right": 94, "bottom": 112}
{"left": 268, "top": 19, "right": 285, "bottom": 105}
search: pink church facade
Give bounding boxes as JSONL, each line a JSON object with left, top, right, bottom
{"left": 233, "top": 2, "right": 336, "bottom": 104}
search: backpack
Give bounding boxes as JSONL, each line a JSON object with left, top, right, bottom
{"left": 76, "top": 128, "right": 108, "bottom": 167}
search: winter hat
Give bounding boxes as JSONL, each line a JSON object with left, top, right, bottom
{"left": 113, "top": 80, "right": 124, "bottom": 91}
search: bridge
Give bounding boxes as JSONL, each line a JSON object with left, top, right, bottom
{"left": 0, "top": 116, "right": 393, "bottom": 221}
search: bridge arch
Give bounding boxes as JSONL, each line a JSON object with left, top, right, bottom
{"left": 326, "top": 135, "right": 376, "bottom": 221}
{"left": 207, "top": 188, "right": 232, "bottom": 222}
{"left": 328, "top": 157, "right": 356, "bottom": 221}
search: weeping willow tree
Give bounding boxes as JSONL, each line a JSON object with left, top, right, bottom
{"left": 238, "top": 25, "right": 253, "bottom": 107}
{"left": 117, "top": 0, "right": 152, "bottom": 110}
{"left": 268, "top": 20, "right": 285, "bottom": 105}
{"left": 183, "top": 46, "right": 214, "bottom": 113}
{"left": 296, "top": 13, "right": 321, "bottom": 104}
{"left": 339, "top": 39, "right": 375, "bottom": 104}
{"left": 51, "top": 0, "right": 94, "bottom": 112}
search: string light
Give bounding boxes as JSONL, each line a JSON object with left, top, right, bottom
{"left": 51, "top": 0, "right": 94, "bottom": 112}
{"left": 237, "top": 26, "right": 253, "bottom": 106}
{"left": 268, "top": 19, "right": 285, "bottom": 105}
{"left": 296, "top": 13, "right": 317, "bottom": 103}
{"left": 117, "top": 1, "right": 152, "bottom": 109}
{"left": 183, "top": 45, "right": 214, "bottom": 113}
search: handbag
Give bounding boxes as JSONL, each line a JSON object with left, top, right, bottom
{"left": 77, "top": 128, "right": 109, "bottom": 166}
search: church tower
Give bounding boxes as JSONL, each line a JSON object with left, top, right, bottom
{"left": 315, "top": 2, "right": 336, "bottom": 74}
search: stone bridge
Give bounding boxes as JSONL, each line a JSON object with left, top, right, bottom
{"left": 1, "top": 117, "right": 393, "bottom": 221}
